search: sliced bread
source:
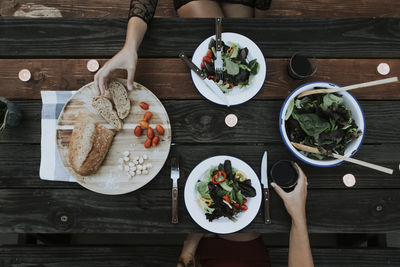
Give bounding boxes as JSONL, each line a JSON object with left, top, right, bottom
{"left": 108, "top": 80, "right": 131, "bottom": 119}
{"left": 69, "top": 113, "right": 115, "bottom": 176}
{"left": 92, "top": 96, "right": 123, "bottom": 131}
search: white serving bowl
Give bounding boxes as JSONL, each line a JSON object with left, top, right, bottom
{"left": 279, "top": 81, "right": 365, "bottom": 167}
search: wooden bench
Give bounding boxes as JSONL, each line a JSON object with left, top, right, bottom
{"left": 1, "top": 246, "right": 400, "bottom": 266}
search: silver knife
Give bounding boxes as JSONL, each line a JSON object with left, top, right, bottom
{"left": 179, "top": 51, "right": 230, "bottom": 107}
{"left": 171, "top": 157, "right": 180, "bottom": 224}
{"left": 261, "top": 151, "right": 272, "bottom": 224}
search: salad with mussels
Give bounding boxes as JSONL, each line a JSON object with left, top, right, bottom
{"left": 285, "top": 93, "right": 363, "bottom": 160}
{"left": 196, "top": 160, "right": 256, "bottom": 222}
{"left": 200, "top": 39, "right": 260, "bottom": 93}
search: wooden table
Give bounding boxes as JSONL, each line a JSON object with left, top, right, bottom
{"left": 1, "top": 17, "right": 400, "bottom": 235}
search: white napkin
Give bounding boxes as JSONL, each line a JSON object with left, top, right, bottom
{"left": 39, "top": 91, "right": 76, "bottom": 182}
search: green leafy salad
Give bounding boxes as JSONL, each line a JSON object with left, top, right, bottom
{"left": 285, "top": 93, "right": 363, "bottom": 160}
{"left": 200, "top": 39, "right": 260, "bottom": 93}
{"left": 196, "top": 160, "right": 256, "bottom": 222}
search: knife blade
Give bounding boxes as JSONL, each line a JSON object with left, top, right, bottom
{"left": 179, "top": 51, "right": 230, "bottom": 107}
{"left": 261, "top": 151, "right": 272, "bottom": 224}
{"left": 170, "top": 157, "right": 180, "bottom": 224}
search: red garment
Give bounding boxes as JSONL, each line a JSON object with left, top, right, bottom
{"left": 197, "top": 236, "right": 271, "bottom": 267}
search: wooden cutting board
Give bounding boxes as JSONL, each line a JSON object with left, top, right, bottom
{"left": 56, "top": 79, "right": 171, "bottom": 195}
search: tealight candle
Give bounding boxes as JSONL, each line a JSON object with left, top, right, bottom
{"left": 225, "top": 114, "right": 238, "bottom": 127}
{"left": 87, "top": 59, "right": 99, "bottom": 72}
{"left": 377, "top": 63, "right": 390, "bottom": 75}
{"left": 343, "top": 173, "right": 356, "bottom": 187}
{"left": 18, "top": 69, "right": 31, "bottom": 82}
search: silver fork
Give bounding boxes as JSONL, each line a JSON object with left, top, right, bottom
{"left": 214, "top": 18, "right": 223, "bottom": 83}
{"left": 170, "top": 157, "right": 180, "bottom": 224}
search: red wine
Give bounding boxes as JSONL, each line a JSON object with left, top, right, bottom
{"left": 291, "top": 55, "right": 312, "bottom": 76}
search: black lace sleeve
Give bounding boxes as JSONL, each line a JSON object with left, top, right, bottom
{"left": 128, "top": 0, "right": 158, "bottom": 24}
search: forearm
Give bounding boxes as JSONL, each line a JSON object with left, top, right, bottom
{"left": 124, "top": 17, "right": 148, "bottom": 51}
{"left": 288, "top": 218, "right": 314, "bottom": 267}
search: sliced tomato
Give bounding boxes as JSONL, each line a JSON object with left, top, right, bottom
{"left": 207, "top": 49, "right": 213, "bottom": 58}
{"left": 201, "top": 61, "right": 205, "bottom": 69}
{"left": 203, "top": 56, "right": 212, "bottom": 63}
{"left": 240, "top": 204, "right": 248, "bottom": 211}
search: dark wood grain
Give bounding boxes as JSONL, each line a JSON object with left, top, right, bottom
{"left": 1, "top": 18, "right": 400, "bottom": 58}
{"left": 1, "top": 143, "right": 399, "bottom": 189}
{"left": 1, "top": 0, "right": 399, "bottom": 18}
{"left": 0, "top": 188, "right": 399, "bottom": 233}
{"left": 2, "top": 100, "right": 399, "bottom": 145}
{"left": 1, "top": 58, "right": 400, "bottom": 100}
{"left": 1, "top": 246, "right": 400, "bottom": 267}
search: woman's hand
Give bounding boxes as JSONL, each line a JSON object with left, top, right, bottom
{"left": 271, "top": 162, "right": 308, "bottom": 224}
{"left": 94, "top": 17, "right": 147, "bottom": 95}
{"left": 177, "top": 233, "right": 204, "bottom": 267}
{"left": 94, "top": 46, "right": 138, "bottom": 95}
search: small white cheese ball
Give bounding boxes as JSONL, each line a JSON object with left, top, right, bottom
{"left": 130, "top": 166, "right": 137, "bottom": 171}
{"left": 146, "top": 163, "right": 152, "bottom": 169}
{"left": 137, "top": 164, "right": 143, "bottom": 170}
{"left": 142, "top": 170, "right": 149, "bottom": 175}
{"left": 136, "top": 170, "right": 142, "bottom": 175}
{"left": 139, "top": 157, "right": 144, "bottom": 164}
{"left": 123, "top": 151, "right": 130, "bottom": 157}
{"left": 123, "top": 157, "right": 129, "bottom": 162}
{"left": 142, "top": 165, "right": 147, "bottom": 170}
{"left": 133, "top": 160, "right": 139, "bottom": 165}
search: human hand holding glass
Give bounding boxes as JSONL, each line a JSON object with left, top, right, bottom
{"left": 271, "top": 162, "right": 307, "bottom": 224}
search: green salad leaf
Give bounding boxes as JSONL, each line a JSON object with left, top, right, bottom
{"left": 248, "top": 59, "right": 259, "bottom": 75}
{"left": 225, "top": 57, "right": 240, "bottom": 75}
{"left": 196, "top": 181, "right": 211, "bottom": 199}
{"left": 293, "top": 113, "right": 331, "bottom": 137}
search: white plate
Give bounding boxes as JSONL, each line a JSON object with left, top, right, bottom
{"left": 184, "top": 155, "right": 262, "bottom": 234}
{"left": 191, "top": 32, "right": 267, "bottom": 106}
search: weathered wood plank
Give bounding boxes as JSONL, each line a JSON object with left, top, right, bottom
{"left": 1, "top": 143, "right": 399, "bottom": 189}
{"left": 1, "top": 246, "right": 400, "bottom": 267}
{"left": 1, "top": 18, "right": 400, "bottom": 58}
{"left": 1, "top": 0, "right": 398, "bottom": 18}
{"left": 1, "top": 58, "right": 400, "bottom": 100}
{"left": 1, "top": 100, "right": 399, "bottom": 145}
{"left": 0, "top": 0, "right": 176, "bottom": 18}
{"left": 0, "top": 188, "right": 398, "bottom": 233}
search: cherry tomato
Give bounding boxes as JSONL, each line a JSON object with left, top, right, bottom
{"left": 144, "top": 111, "right": 152, "bottom": 121}
{"left": 139, "top": 120, "right": 149, "bottom": 129}
{"left": 201, "top": 62, "right": 205, "bottom": 69}
{"left": 144, "top": 138, "right": 152, "bottom": 149}
{"left": 147, "top": 127, "right": 154, "bottom": 139}
{"left": 207, "top": 49, "right": 213, "bottom": 59}
{"left": 233, "top": 203, "right": 240, "bottom": 208}
{"left": 139, "top": 102, "right": 149, "bottom": 110}
{"left": 155, "top": 124, "right": 165, "bottom": 135}
{"left": 243, "top": 198, "right": 248, "bottom": 204}
{"left": 152, "top": 136, "right": 160, "bottom": 147}
{"left": 240, "top": 204, "right": 248, "bottom": 211}
{"left": 134, "top": 125, "right": 142, "bottom": 137}
{"left": 203, "top": 56, "right": 212, "bottom": 63}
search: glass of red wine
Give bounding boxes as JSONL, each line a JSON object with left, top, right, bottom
{"left": 270, "top": 160, "right": 299, "bottom": 192}
{"left": 288, "top": 52, "right": 317, "bottom": 80}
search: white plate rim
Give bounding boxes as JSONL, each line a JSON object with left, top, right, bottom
{"left": 184, "top": 155, "right": 262, "bottom": 234}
